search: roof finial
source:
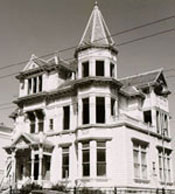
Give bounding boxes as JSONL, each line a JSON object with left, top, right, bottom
{"left": 94, "top": 1, "right": 98, "bottom": 8}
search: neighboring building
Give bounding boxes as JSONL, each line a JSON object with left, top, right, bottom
{"left": 0, "top": 123, "right": 12, "bottom": 182}
{"left": 4, "top": 2, "right": 174, "bottom": 192}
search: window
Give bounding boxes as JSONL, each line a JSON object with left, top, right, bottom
{"left": 110, "top": 63, "right": 115, "bottom": 77}
{"left": 33, "top": 77, "right": 37, "bottom": 93}
{"left": 156, "top": 111, "right": 160, "bottom": 133}
{"left": 111, "top": 98, "right": 115, "bottom": 116}
{"left": 28, "top": 78, "right": 32, "bottom": 94}
{"left": 35, "top": 110, "right": 44, "bottom": 132}
{"left": 158, "top": 149, "right": 172, "bottom": 182}
{"left": 39, "top": 75, "right": 42, "bottom": 92}
{"left": 27, "top": 112, "right": 36, "bottom": 133}
{"left": 38, "top": 119, "right": 44, "bottom": 132}
{"left": 133, "top": 142, "right": 148, "bottom": 179}
{"left": 63, "top": 106, "right": 70, "bottom": 130}
{"left": 97, "top": 141, "right": 106, "bottom": 176}
{"left": 27, "top": 75, "right": 43, "bottom": 95}
{"left": 49, "top": 119, "right": 54, "bottom": 130}
{"left": 62, "top": 147, "right": 69, "bottom": 178}
{"left": 143, "top": 110, "right": 152, "bottom": 125}
{"left": 96, "top": 97, "right": 105, "bottom": 123}
{"left": 82, "top": 98, "right": 90, "bottom": 124}
{"left": 82, "top": 61, "right": 89, "bottom": 77}
{"left": 96, "top": 60, "right": 104, "bottom": 76}
{"left": 156, "top": 110, "right": 169, "bottom": 136}
{"left": 82, "top": 142, "right": 90, "bottom": 177}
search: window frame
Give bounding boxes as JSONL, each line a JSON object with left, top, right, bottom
{"left": 96, "top": 60, "right": 105, "bottom": 76}
{"left": 133, "top": 142, "right": 148, "bottom": 180}
{"left": 82, "top": 142, "right": 90, "bottom": 177}
{"left": 97, "top": 141, "right": 106, "bottom": 177}
{"left": 62, "top": 147, "right": 69, "bottom": 179}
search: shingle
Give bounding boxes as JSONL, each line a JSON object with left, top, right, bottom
{"left": 120, "top": 69, "right": 162, "bottom": 88}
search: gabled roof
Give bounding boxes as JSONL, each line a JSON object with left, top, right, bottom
{"left": 9, "top": 132, "right": 53, "bottom": 148}
{"left": 119, "top": 68, "right": 165, "bottom": 88}
{"left": 76, "top": 2, "right": 116, "bottom": 53}
{"left": 22, "top": 54, "right": 48, "bottom": 72}
{"left": 48, "top": 56, "right": 77, "bottom": 72}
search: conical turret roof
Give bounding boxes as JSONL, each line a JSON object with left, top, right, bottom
{"left": 75, "top": 2, "right": 117, "bottom": 56}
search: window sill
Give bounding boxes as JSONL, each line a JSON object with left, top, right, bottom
{"left": 134, "top": 178, "right": 150, "bottom": 184}
{"left": 79, "top": 176, "right": 108, "bottom": 182}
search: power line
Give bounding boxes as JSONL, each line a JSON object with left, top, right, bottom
{"left": 0, "top": 27, "right": 174, "bottom": 81}
{"left": 0, "top": 15, "right": 174, "bottom": 72}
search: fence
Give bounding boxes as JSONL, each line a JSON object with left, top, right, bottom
{"left": 9, "top": 187, "right": 175, "bottom": 194}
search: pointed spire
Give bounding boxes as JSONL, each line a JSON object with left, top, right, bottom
{"left": 76, "top": 2, "right": 116, "bottom": 53}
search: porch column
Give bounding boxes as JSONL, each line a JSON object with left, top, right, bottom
{"left": 12, "top": 150, "right": 16, "bottom": 188}
{"left": 31, "top": 150, "right": 35, "bottom": 181}
{"left": 38, "top": 147, "right": 43, "bottom": 184}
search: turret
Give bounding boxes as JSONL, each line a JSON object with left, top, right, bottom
{"left": 75, "top": 2, "right": 118, "bottom": 80}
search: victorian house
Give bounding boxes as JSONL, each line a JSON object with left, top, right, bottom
{"left": 4, "top": 2, "right": 174, "bottom": 192}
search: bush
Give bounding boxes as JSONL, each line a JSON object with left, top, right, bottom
{"left": 51, "top": 183, "right": 67, "bottom": 192}
{"left": 19, "top": 183, "right": 42, "bottom": 194}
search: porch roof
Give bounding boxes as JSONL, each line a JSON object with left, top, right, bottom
{"left": 4, "top": 132, "right": 54, "bottom": 153}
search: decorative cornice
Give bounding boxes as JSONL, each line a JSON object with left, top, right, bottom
{"left": 14, "top": 77, "right": 122, "bottom": 105}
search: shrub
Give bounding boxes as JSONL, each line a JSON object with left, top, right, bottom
{"left": 19, "top": 183, "right": 42, "bottom": 194}
{"left": 51, "top": 183, "right": 67, "bottom": 192}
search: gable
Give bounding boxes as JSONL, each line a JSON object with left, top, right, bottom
{"left": 22, "top": 54, "right": 39, "bottom": 72}
{"left": 13, "top": 136, "right": 31, "bottom": 149}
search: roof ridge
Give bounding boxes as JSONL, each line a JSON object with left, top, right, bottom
{"left": 119, "top": 68, "right": 163, "bottom": 81}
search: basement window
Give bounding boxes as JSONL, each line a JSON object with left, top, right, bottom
{"left": 96, "top": 60, "right": 104, "bottom": 76}
{"left": 82, "top": 98, "right": 90, "bottom": 124}
{"left": 63, "top": 106, "right": 70, "bottom": 130}
{"left": 82, "top": 61, "right": 89, "bottom": 77}
{"left": 143, "top": 110, "right": 152, "bottom": 125}
{"left": 96, "top": 97, "right": 105, "bottom": 123}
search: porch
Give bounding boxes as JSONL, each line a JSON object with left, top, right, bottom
{"left": 4, "top": 132, "right": 53, "bottom": 188}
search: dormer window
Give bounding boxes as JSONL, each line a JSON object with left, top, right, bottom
{"left": 96, "top": 60, "right": 104, "bottom": 76}
{"left": 82, "top": 61, "right": 89, "bottom": 77}
{"left": 27, "top": 75, "right": 43, "bottom": 95}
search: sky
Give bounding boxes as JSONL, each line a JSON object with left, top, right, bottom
{"left": 0, "top": 0, "right": 174, "bottom": 132}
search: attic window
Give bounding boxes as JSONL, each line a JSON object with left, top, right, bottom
{"left": 27, "top": 76, "right": 43, "bottom": 95}
{"left": 96, "top": 60, "right": 104, "bottom": 76}
{"left": 82, "top": 61, "right": 89, "bottom": 77}
{"left": 143, "top": 110, "right": 152, "bottom": 125}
